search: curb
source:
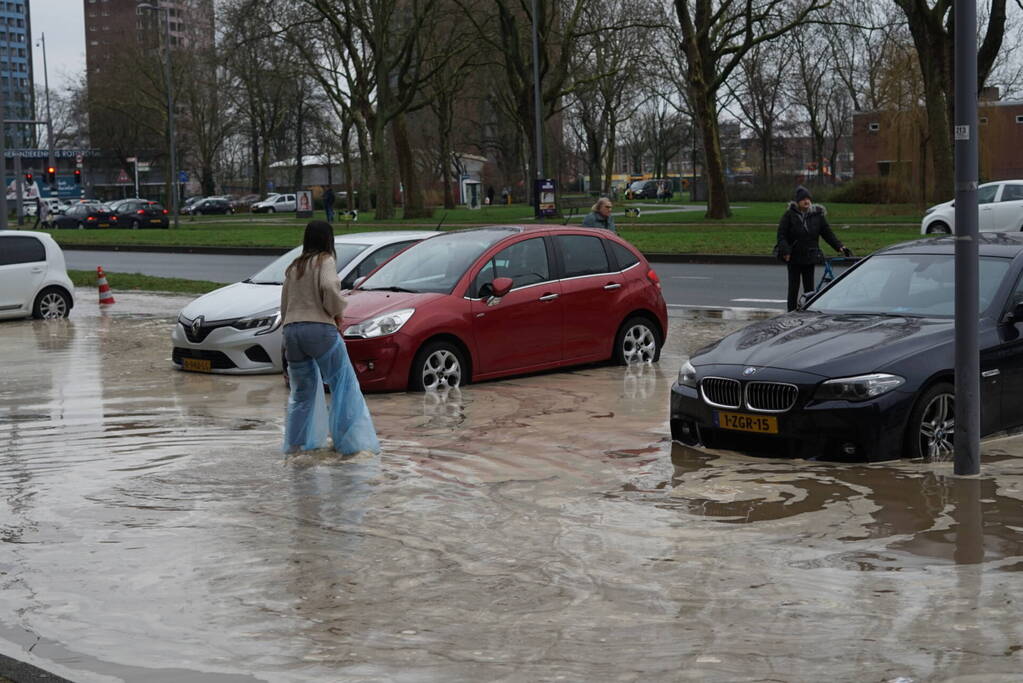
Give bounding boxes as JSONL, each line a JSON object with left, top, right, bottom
{"left": 59, "top": 244, "right": 860, "bottom": 266}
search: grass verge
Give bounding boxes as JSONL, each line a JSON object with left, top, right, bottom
{"left": 68, "top": 269, "right": 222, "bottom": 294}
{"left": 24, "top": 200, "right": 925, "bottom": 255}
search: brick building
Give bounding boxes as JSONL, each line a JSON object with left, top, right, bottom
{"left": 853, "top": 92, "right": 1023, "bottom": 199}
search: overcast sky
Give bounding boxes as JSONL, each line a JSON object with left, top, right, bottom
{"left": 30, "top": 0, "right": 86, "bottom": 89}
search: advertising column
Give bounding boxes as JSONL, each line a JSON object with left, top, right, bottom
{"left": 534, "top": 178, "right": 556, "bottom": 220}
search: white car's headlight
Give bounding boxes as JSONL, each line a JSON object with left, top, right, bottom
{"left": 924, "top": 206, "right": 937, "bottom": 215}
{"left": 343, "top": 308, "right": 415, "bottom": 338}
{"left": 814, "top": 373, "right": 904, "bottom": 402}
{"left": 232, "top": 310, "right": 282, "bottom": 335}
{"left": 677, "top": 360, "right": 698, "bottom": 388}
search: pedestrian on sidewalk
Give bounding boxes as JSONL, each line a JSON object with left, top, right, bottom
{"left": 323, "top": 186, "right": 335, "bottom": 223}
{"left": 281, "top": 220, "right": 379, "bottom": 456}
{"left": 775, "top": 185, "right": 851, "bottom": 311}
{"left": 582, "top": 197, "right": 617, "bottom": 234}
{"left": 33, "top": 196, "right": 49, "bottom": 229}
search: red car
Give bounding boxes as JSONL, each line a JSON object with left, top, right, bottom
{"left": 340, "top": 225, "right": 668, "bottom": 391}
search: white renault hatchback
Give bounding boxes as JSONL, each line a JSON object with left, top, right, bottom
{"left": 0, "top": 230, "right": 75, "bottom": 320}
{"left": 171, "top": 230, "right": 437, "bottom": 374}
{"left": 921, "top": 180, "right": 1023, "bottom": 234}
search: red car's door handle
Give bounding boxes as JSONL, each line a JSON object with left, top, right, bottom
{"left": 603, "top": 283, "right": 622, "bottom": 290}
{"left": 538, "top": 293, "right": 559, "bottom": 301}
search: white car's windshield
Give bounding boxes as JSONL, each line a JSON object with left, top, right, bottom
{"left": 809, "top": 253, "right": 1011, "bottom": 317}
{"left": 359, "top": 228, "right": 516, "bottom": 294}
{"left": 247, "top": 243, "right": 368, "bottom": 285}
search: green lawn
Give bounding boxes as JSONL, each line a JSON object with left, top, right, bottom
{"left": 19, "top": 200, "right": 925, "bottom": 255}
{"left": 68, "top": 269, "right": 223, "bottom": 294}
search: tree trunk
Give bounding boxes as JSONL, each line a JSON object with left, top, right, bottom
{"left": 393, "top": 113, "right": 431, "bottom": 219}
{"left": 368, "top": 104, "right": 394, "bottom": 219}
{"left": 353, "top": 113, "right": 371, "bottom": 212}
{"left": 202, "top": 165, "right": 214, "bottom": 196}
{"left": 293, "top": 99, "right": 305, "bottom": 191}
{"left": 603, "top": 127, "right": 617, "bottom": 196}
{"left": 693, "top": 92, "right": 730, "bottom": 218}
{"left": 439, "top": 136, "right": 454, "bottom": 211}
{"left": 250, "top": 132, "right": 260, "bottom": 194}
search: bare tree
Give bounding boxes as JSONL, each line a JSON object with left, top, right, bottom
{"left": 672, "top": 0, "right": 832, "bottom": 218}
{"left": 725, "top": 44, "right": 792, "bottom": 182}
{"left": 891, "top": 0, "right": 1016, "bottom": 200}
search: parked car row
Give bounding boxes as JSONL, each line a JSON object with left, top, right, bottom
{"left": 171, "top": 225, "right": 669, "bottom": 394}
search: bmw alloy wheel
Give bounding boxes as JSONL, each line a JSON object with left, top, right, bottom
{"left": 918, "top": 391, "right": 954, "bottom": 461}
{"left": 421, "top": 348, "right": 461, "bottom": 390}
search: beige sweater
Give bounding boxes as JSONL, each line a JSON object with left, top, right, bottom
{"left": 280, "top": 255, "right": 348, "bottom": 326}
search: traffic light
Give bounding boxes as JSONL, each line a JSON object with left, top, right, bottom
{"left": 24, "top": 172, "right": 32, "bottom": 184}
{"left": 74, "top": 169, "right": 81, "bottom": 185}
{"left": 46, "top": 166, "right": 56, "bottom": 184}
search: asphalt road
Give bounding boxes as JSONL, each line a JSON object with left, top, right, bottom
{"left": 65, "top": 249, "right": 850, "bottom": 310}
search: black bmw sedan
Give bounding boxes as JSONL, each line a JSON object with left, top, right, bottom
{"left": 671, "top": 233, "right": 1023, "bottom": 462}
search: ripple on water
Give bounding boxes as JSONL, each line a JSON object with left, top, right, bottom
{"left": 615, "top": 443, "right": 1023, "bottom": 568}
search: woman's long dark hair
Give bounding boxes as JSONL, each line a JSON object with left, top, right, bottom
{"left": 286, "top": 220, "right": 336, "bottom": 280}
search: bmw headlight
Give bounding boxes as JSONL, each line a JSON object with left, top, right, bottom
{"left": 232, "top": 310, "right": 282, "bottom": 336}
{"left": 343, "top": 308, "right": 415, "bottom": 338}
{"left": 924, "top": 206, "right": 937, "bottom": 215}
{"left": 814, "top": 373, "right": 904, "bottom": 402}
{"left": 677, "top": 360, "right": 698, "bottom": 388}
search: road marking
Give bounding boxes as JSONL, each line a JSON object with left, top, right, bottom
{"left": 732, "top": 298, "right": 786, "bottom": 303}
{"left": 671, "top": 276, "right": 711, "bottom": 279}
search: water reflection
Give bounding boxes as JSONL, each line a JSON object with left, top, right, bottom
{"left": 420, "top": 386, "right": 465, "bottom": 427}
{"left": 663, "top": 443, "right": 1023, "bottom": 566}
{"left": 622, "top": 363, "right": 658, "bottom": 401}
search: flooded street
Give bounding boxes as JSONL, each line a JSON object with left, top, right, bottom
{"left": 2, "top": 293, "right": 1023, "bottom": 682}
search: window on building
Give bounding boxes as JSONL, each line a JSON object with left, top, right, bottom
{"left": 1016, "top": 115, "right": 1023, "bottom": 124}
{"left": 869, "top": 122, "right": 880, "bottom": 132}
{"left": 980, "top": 117, "right": 989, "bottom": 125}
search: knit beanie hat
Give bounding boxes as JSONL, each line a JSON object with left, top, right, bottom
{"left": 794, "top": 185, "right": 812, "bottom": 202}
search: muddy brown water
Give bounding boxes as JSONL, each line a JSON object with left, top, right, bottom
{"left": 2, "top": 293, "right": 1023, "bottom": 681}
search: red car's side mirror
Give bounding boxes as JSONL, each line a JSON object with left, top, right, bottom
{"left": 490, "top": 277, "right": 513, "bottom": 298}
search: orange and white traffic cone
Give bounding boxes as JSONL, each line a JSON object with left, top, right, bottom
{"left": 97, "top": 266, "right": 115, "bottom": 305}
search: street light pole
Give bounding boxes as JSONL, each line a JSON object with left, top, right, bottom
{"left": 39, "top": 33, "right": 55, "bottom": 188}
{"left": 953, "top": 0, "right": 980, "bottom": 475}
{"left": 137, "top": 2, "right": 179, "bottom": 228}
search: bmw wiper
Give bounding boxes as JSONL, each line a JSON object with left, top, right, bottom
{"left": 363, "top": 285, "right": 420, "bottom": 293}
{"left": 248, "top": 280, "right": 282, "bottom": 285}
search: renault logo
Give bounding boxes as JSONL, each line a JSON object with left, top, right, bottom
{"left": 190, "top": 316, "right": 204, "bottom": 336}
{"left": 743, "top": 367, "right": 758, "bottom": 376}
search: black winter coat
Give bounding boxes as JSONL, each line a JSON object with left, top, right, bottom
{"left": 775, "top": 202, "right": 843, "bottom": 265}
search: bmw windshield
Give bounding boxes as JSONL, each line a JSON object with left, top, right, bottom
{"left": 247, "top": 243, "right": 368, "bottom": 285}
{"left": 808, "top": 253, "right": 1011, "bottom": 317}
{"left": 359, "top": 228, "right": 517, "bottom": 294}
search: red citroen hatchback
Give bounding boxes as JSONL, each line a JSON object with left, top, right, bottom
{"left": 339, "top": 225, "right": 668, "bottom": 392}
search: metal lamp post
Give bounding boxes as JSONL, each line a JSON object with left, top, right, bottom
{"left": 953, "top": 0, "right": 980, "bottom": 474}
{"left": 38, "top": 33, "right": 55, "bottom": 190}
{"left": 137, "top": 2, "right": 179, "bottom": 229}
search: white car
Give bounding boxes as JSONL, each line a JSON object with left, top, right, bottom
{"left": 0, "top": 230, "right": 75, "bottom": 320}
{"left": 251, "top": 193, "right": 297, "bottom": 213}
{"left": 171, "top": 230, "right": 438, "bottom": 374}
{"left": 921, "top": 180, "right": 1023, "bottom": 234}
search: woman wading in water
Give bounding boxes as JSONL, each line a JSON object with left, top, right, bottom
{"left": 280, "top": 220, "right": 379, "bottom": 456}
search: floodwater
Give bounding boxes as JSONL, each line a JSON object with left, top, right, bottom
{"left": 2, "top": 293, "right": 1023, "bottom": 682}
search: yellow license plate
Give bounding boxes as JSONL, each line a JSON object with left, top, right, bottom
{"left": 715, "top": 411, "right": 778, "bottom": 434}
{"left": 182, "top": 357, "right": 212, "bottom": 372}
